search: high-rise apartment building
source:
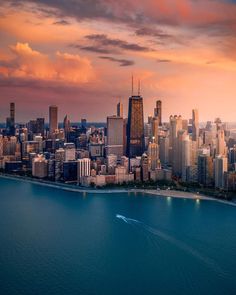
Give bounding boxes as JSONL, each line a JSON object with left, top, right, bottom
{"left": 148, "top": 142, "right": 159, "bottom": 171}
{"left": 64, "top": 143, "right": 76, "bottom": 161}
{"left": 152, "top": 117, "right": 159, "bottom": 144}
{"left": 197, "top": 154, "right": 213, "bottom": 186}
{"left": 77, "top": 158, "right": 91, "bottom": 183}
{"left": 169, "top": 115, "right": 183, "bottom": 166}
{"left": 141, "top": 153, "right": 149, "bottom": 182}
{"left": 126, "top": 95, "right": 144, "bottom": 158}
{"left": 214, "top": 155, "right": 228, "bottom": 188}
{"left": 216, "top": 129, "right": 226, "bottom": 156}
{"left": 32, "top": 154, "right": 48, "bottom": 178}
{"left": 106, "top": 116, "right": 124, "bottom": 158}
{"left": 173, "top": 129, "right": 188, "bottom": 176}
{"left": 159, "top": 136, "right": 169, "bottom": 165}
{"left": 192, "top": 109, "right": 199, "bottom": 142}
{"left": 181, "top": 135, "right": 191, "bottom": 181}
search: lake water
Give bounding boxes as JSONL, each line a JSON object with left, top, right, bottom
{"left": 0, "top": 177, "right": 236, "bottom": 295}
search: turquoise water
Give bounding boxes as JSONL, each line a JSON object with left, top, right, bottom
{"left": 0, "top": 178, "right": 236, "bottom": 295}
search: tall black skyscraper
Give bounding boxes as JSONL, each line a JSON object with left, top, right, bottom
{"left": 154, "top": 100, "right": 162, "bottom": 126}
{"left": 126, "top": 95, "right": 144, "bottom": 158}
{"left": 36, "top": 118, "right": 45, "bottom": 136}
{"left": 6, "top": 102, "right": 15, "bottom": 136}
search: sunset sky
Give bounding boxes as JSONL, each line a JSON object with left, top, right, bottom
{"left": 0, "top": 0, "right": 236, "bottom": 122}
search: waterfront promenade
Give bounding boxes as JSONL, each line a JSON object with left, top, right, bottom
{"left": 0, "top": 174, "right": 235, "bottom": 207}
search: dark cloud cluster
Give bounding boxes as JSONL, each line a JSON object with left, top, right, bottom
{"left": 135, "top": 27, "right": 187, "bottom": 46}
{"left": 99, "top": 56, "right": 134, "bottom": 66}
{"left": 53, "top": 19, "right": 70, "bottom": 25}
{"left": 157, "top": 59, "right": 172, "bottom": 63}
{"left": 10, "top": 0, "right": 236, "bottom": 36}
{"left": 136, "top": 27, "right": 172, "bottom": 39}
{"left": 71, "top": 34, "right": 151, "bottom": 54}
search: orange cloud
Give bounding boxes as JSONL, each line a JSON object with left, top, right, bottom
{"left": 0, "top": 42, "right": 94, "bottom": 83}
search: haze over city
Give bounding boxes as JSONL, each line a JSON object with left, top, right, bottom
{"left": 1, "top": 0, "right": 236, "bottom": 122}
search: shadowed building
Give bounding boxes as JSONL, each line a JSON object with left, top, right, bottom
{"left": 154, "top": 100, "right": 162, "bottom": 126}
{"left": 6, "top": 102, "right": 15, "bottom": 136}
{"left": 49, "top": 105, "right": 58, "bottom": 135}
{"left": 198, "top": 154, "right": 213, "bottom": 186}
{"left": 192, "top": 109, "right": 199, "bottom": 142}
{"left": 126, "top": 95, "right": 144, "bottom": 158}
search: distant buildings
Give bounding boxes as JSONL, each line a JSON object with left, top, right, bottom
{"left": 0, "top": 97, "right": 235, "bottom": 192}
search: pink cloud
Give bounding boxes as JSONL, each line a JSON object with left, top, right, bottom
{"left": 0, "top": 42, "right": 94, "bottom": 83}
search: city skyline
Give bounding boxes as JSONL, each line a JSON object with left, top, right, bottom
{"left": 1, "top": 101, "right": 235, "bottom": 126}
{"left": 1, "top": 1, "right": 236, "bottom": 122}
{"left": 1, "top": 2, "right": 236, "bottom": 294}
{"left": 1, "top": 97, "right": 236, "bottom": 193}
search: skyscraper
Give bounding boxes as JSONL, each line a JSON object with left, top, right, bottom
{"left": 169, "top": 115, "right": 182, "bottom": 165}
{"left": 106, "top": 115, "right": 124, "bottom": 158}
{"left": 141, "top": 153, "right": 149, "bottom": 182}
{"left": 126, "top": 95, "right": 144, "bottom": 158}
{"left": 49, "top": 105, "right": 58, "bottom": 134}
{"left": 148, "top": 142, "right": 159, "bottom": 171}
{"left": 36, "top": 118, "right": 45, "bottom": 136}
{"left": 173, "top": 129, "right": 188, "bottom": 176}
{"left": 117, "top": 102, "right": 123, "bottom": 118}
{"left": 63, "top": 115, "right": 70, "bottom": 141}
{"left": 197, "top": 154, "right": 213, "bottom": 186}
{"left": 6, "top": 102, "right": 15, "bottom": 136}
{"left": 214, "top": 155, "right": 228, "bottom": 188}
{"left": 216, "top": 129, "right": 226, "bottom": 156}
{"left": 192, "top": 109, "right": 199, "bottom": 142}
{"left": 154, "top": 100, "right": 162, "bottom": 125}
{"left": 151, "top": 117, "right": 159, "bottom": 144}
{"left": 182, "top": 135, "right": 192, "bottom": 181}
{"left": 159, "top": 136, "right": 169, "bottom": 165}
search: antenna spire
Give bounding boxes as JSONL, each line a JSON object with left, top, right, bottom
{"left": 138, "top": 79, "right": 141, "bottom": 96}
{"left": 131, "top": 74, "right": 134, "bottom": 96}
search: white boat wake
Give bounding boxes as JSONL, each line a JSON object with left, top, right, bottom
{"left": 116, "top": 214, "right": 141, "bottom": 224}
{"left": 116, "top": 214, "right": 227, "bottom": 278}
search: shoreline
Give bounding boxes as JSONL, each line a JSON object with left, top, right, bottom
{"left": 0, "top": 174, "right": 128, "bottom": 194}
{"left": 0, "top": 174, "right": 236, "bottom": 207}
